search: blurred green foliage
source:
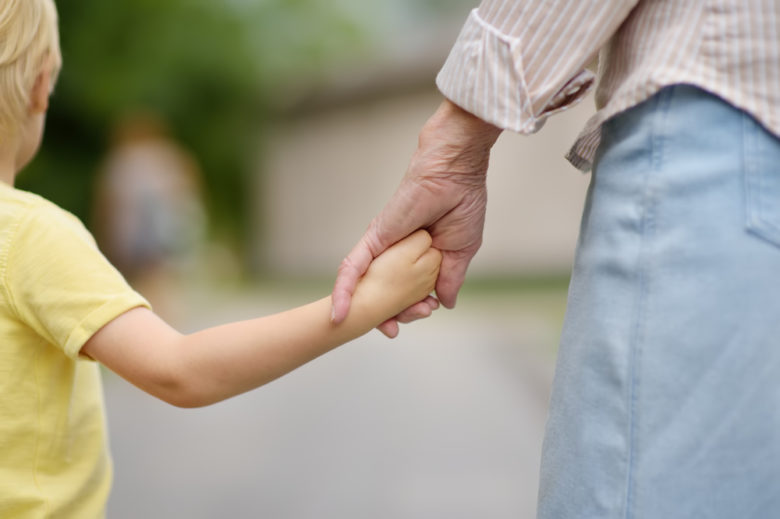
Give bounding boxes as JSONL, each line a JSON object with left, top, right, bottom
{"left": 19, "top": 0, "right": 365, "bottom": 249}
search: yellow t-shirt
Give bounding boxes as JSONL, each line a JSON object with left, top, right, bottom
{"left": 0, "top": 182, "right": 149, "bottom": 518}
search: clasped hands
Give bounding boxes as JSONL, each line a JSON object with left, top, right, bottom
{"left": 331, "top": 99, "right": 502, "bottom": 337}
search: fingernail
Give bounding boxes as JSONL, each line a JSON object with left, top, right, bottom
{"left": 330, "top": 305, "right": 336, "bottom": 322}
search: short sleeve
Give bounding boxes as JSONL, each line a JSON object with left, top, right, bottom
{"left": 3, "top": 203, "right": 150, "bottom": 359}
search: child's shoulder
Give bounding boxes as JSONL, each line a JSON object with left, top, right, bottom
{"left": 0, "top": 182, "right": 80, "bottom": 226}
{"left": 1, "top": 181, "right": 53, "bottom": 211}
{"left": 0, "top": 182, "right": 89, "bottom": 251}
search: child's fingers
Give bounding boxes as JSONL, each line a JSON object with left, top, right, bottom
{"left": 378, "top": 296, "right": 440, "bottom": 339}
{"left": 396, "top": 296, "right": 439, "bottom": 323}
{"left": 417, "top": 246, "right": 443, "bottom": 272}
{"left": 395, "top": 229, "right": 433, "bottom": 259}
{"left": 377, "top": 318, "right": 400, "bottom": 338}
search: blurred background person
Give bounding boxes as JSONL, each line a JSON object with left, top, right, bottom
{"left": 93, "top": 112, "right": 207, "bottom": 324}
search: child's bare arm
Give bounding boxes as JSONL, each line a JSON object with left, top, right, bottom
{"left": 81, "top": 230, "right": 441, "bottom": 408}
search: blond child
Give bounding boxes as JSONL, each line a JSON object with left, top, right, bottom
{"left": 0, "top": 1, "right": 441, "bottom": 516}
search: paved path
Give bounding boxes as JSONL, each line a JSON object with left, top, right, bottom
{"left": 104, "top": 286, "right": 562, "bottom": 518}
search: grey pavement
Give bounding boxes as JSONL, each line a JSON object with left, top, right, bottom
{"left": 104, "top": 285, "right": 563, "bottom": 519}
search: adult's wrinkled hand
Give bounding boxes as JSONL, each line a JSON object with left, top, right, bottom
{"left": 331, "top": 99, "right": 502, "bottom": 337}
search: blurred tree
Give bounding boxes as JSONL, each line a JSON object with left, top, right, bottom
{"left": 20, "top": 0, "right": 364, "bottom": 252}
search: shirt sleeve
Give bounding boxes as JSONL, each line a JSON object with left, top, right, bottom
{"left": 4, "top": 203, "right": 150, "bottom": 359}
{"left": 436, "top": 0, "right": 639, "bottom": 133}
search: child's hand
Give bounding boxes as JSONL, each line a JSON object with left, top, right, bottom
{"left": 350, "top": 229, "right": 442, "bottom": 329}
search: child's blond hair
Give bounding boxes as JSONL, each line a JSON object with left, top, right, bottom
{"left": 0, "top": 0, "right": 61, "bottom": 135}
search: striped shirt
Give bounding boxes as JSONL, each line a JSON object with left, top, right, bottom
{"left": 436, "top": 1, "right": 780, "bottom": 171}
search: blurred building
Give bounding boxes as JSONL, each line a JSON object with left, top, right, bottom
{"left": 253, "top": 12, "right": 594, "bottom": 279}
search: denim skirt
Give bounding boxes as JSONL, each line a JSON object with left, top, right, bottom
{"left": 538, "top": 85, "right": 780, "bottom": 518}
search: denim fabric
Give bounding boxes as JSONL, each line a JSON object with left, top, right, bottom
{"left": 538, "top": 85, "right": 780, "bottom": 518}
